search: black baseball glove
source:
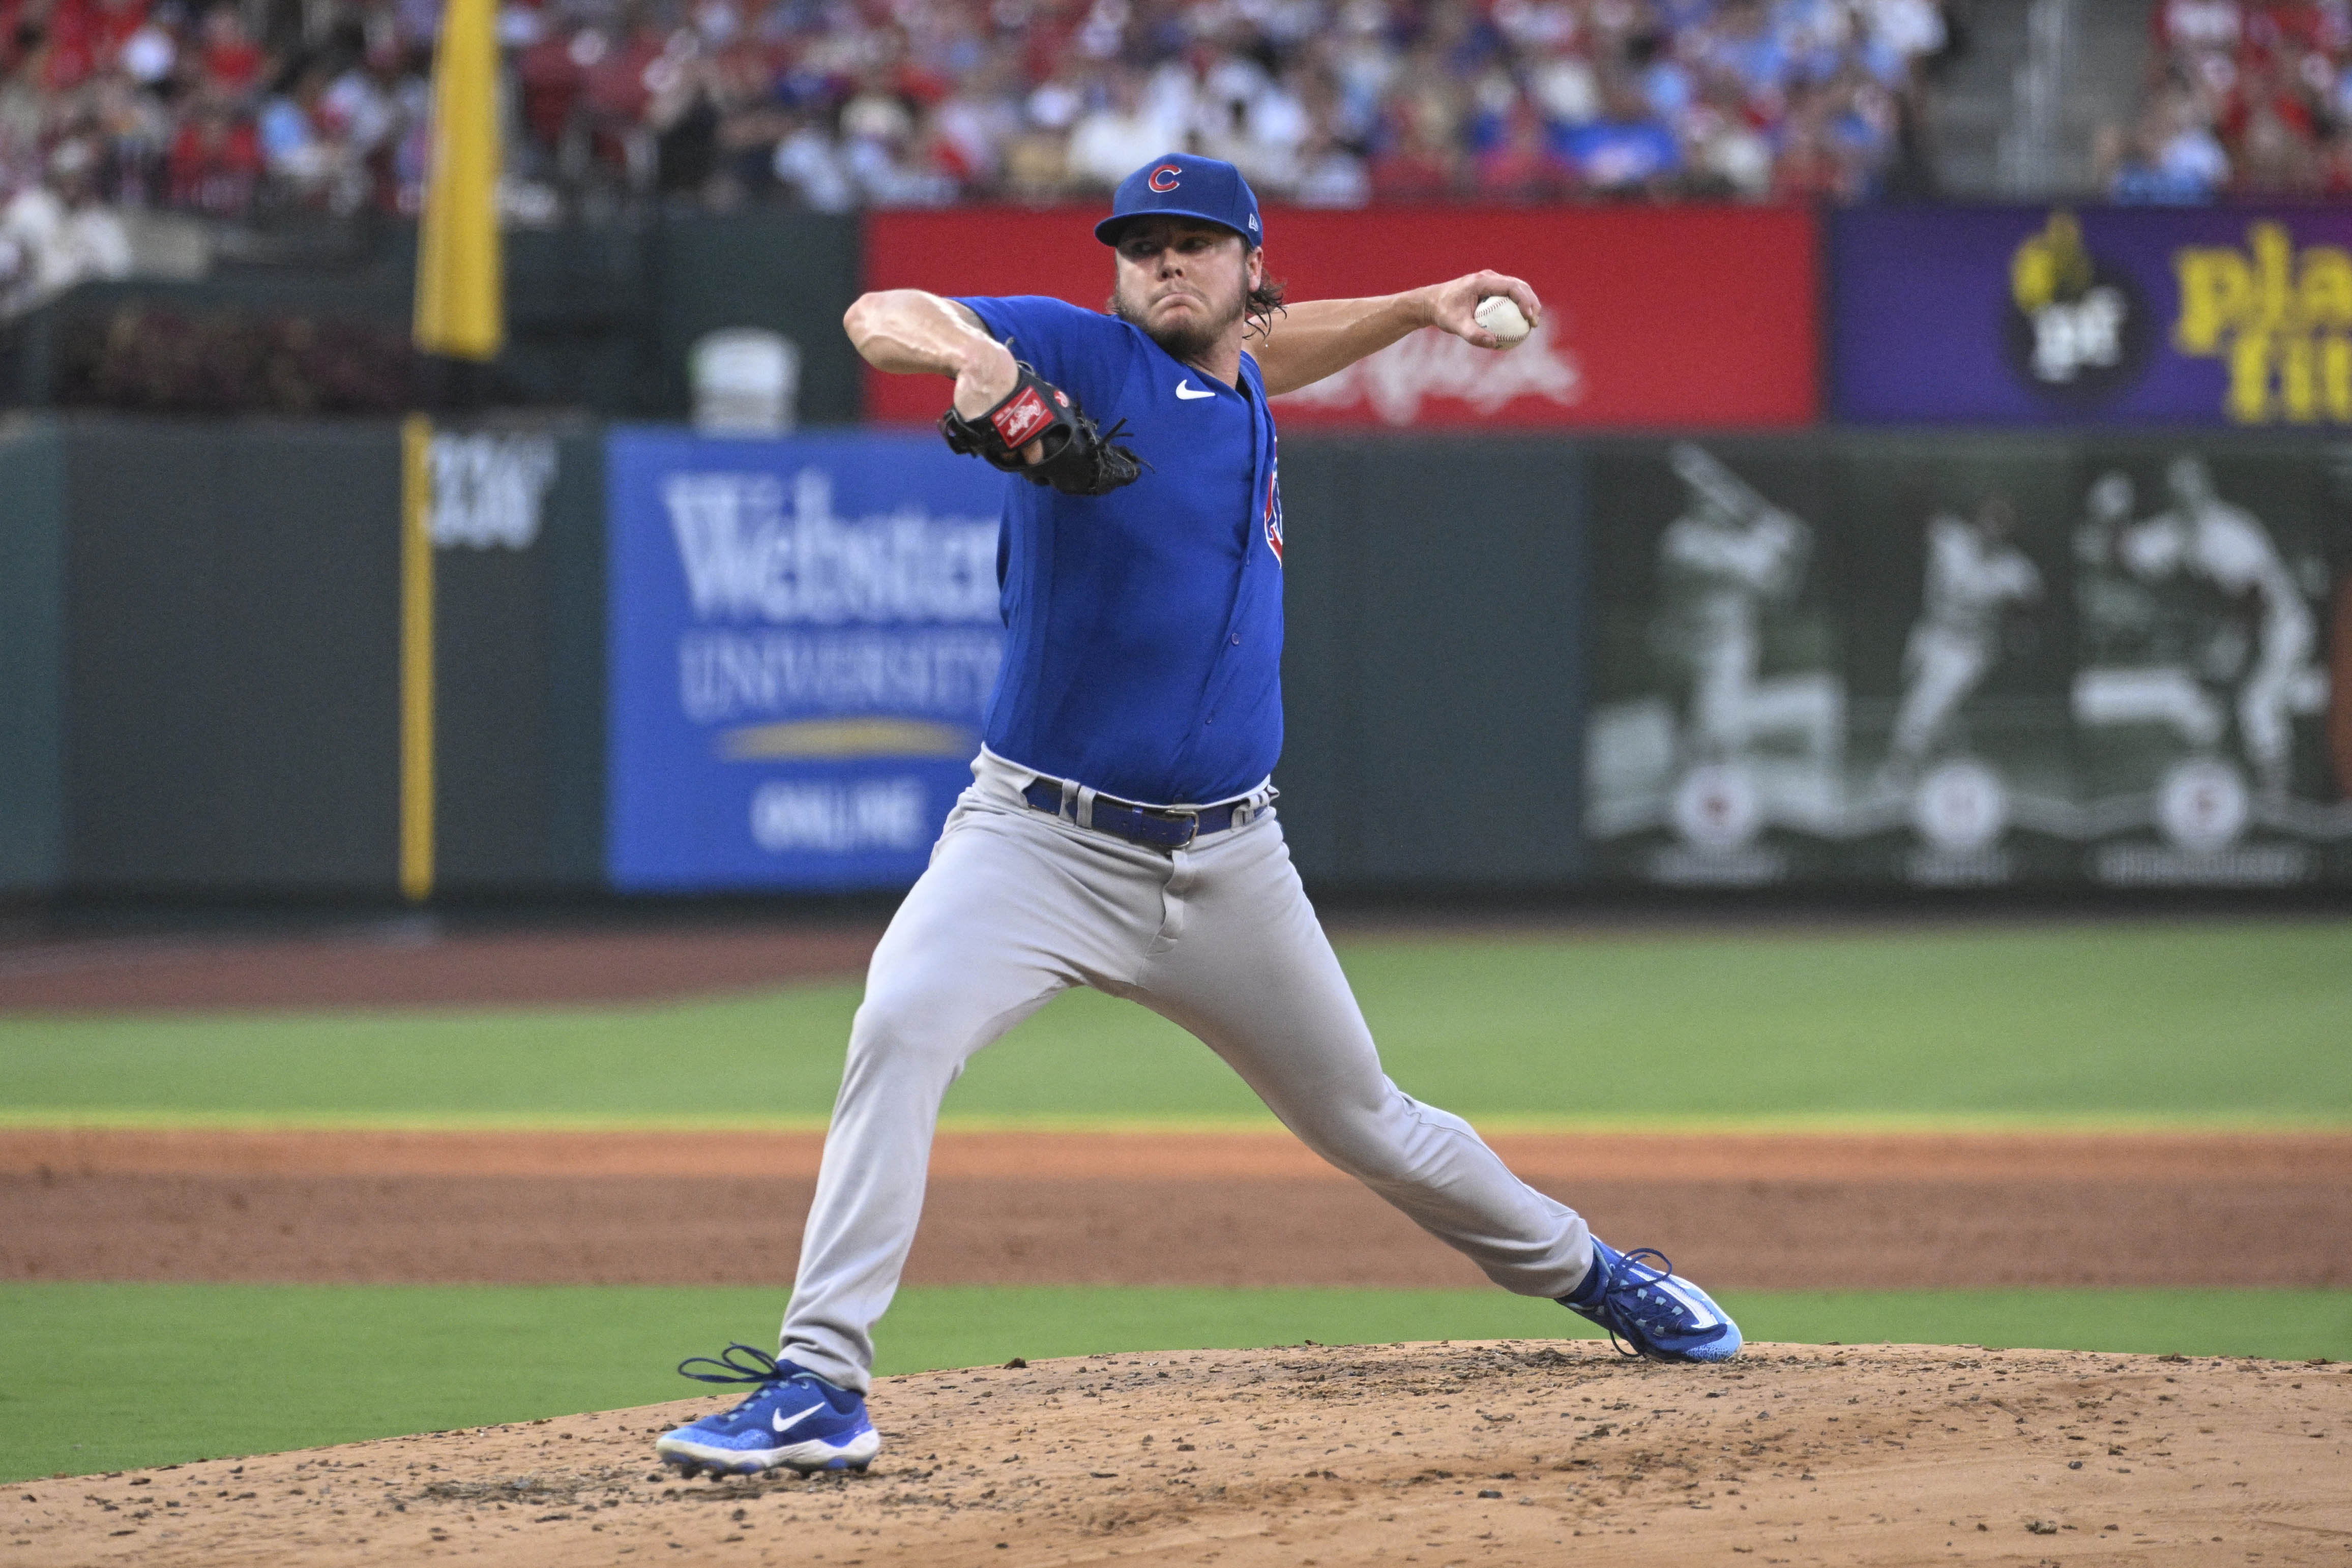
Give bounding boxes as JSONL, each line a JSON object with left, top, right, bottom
{"left": 940, "top": 362, "right": 1142, "bottom": 498}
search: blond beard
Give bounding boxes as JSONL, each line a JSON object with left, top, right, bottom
{"left": 1109, "top": 281, "right": 1246, "bottom": 364}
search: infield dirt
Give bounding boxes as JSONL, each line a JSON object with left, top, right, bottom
{"left": 8, "top": 921, "right": 2349, "bottom": 1564}
{"left": 6, "top": 1127, "right": 2347, "bottom": 1289}
{"left": 12, "top": 1341, "right": 2349, "bottom": 1567}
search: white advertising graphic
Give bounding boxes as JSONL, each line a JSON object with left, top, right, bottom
{"left": 1584, "top": 442, "right": 2350, "bottom": 885}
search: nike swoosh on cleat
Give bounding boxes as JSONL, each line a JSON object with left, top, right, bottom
{"left": 772, "top": 1404, "right": 828, "bottom": 1435}
{"left": 1174, "top": 380, "right": 1215, "bottom": 400}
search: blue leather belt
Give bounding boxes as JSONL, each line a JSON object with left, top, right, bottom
{"left": 1020, "top": 778, "right": 1257, "bottom": 850}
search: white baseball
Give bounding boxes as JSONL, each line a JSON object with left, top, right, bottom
{"left": 1474, "top": 295, "right": 1531, "bottom": 345}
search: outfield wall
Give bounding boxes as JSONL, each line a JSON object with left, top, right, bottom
{"left": 1583, "top": 434, "right": 2352, "bottom": 891}
{"left": 0, "top": 417, "right": 64, "bottom": 895}
{"left": 0, "top": 418, "right": 604, "bottom": 897}
{"left": 1, "top": 416, "right": 2346, "bottom": 898}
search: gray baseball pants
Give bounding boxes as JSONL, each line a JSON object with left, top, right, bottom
{"left": 778, "top": 749, "right": 1595, "bottom": 1392}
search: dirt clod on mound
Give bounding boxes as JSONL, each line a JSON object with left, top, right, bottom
{"left": 12, "top": 1341, "right": 2348, "bottom": 1566}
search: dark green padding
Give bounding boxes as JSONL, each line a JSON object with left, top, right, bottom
{"left": 0, "top": 416, "right": 64, "bottom": 893}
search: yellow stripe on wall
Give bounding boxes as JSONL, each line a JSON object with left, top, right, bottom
{"left": 400, "top": 416, "right": 435, "bottom": 902}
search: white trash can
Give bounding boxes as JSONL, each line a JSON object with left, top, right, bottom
{"left": 691, "top": 328, "right": 799, "bottom": 435}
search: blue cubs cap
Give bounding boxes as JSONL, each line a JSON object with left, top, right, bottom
{"left": 1095, "top": 153, "right": 1264, "bottom": 249}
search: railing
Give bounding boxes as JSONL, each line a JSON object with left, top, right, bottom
{"left": 2001, "top": 0, "right": 2077, "bottom": 198}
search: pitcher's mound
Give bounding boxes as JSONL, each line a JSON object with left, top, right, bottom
{"left": 16, "top": 1341, "right": 2348, "bottom": 1566}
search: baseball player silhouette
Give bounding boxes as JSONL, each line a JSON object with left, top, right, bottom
{"left": 655, "top": 154, "right": 1743, "bottom": 1480}
{"left": 1884, "top": 495, "right": 2043, "bottom": 785}
{"left": 2127, "top": 456, "right": 2316, "bottom": 799}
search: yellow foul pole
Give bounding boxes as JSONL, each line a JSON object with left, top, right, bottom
{"left": 405, "top": 0, "right": 499, "bottom": 900}
{"left": 414, "top": 0, "right": 503, "bottom": 360}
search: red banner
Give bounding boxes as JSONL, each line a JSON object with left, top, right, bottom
{"left": 861, "top": 205, "right": 1818, "bottom": 429}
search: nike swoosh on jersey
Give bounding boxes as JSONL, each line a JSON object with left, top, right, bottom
{"left": 1174, "top": 380, "right": 1215, "bottom": 400}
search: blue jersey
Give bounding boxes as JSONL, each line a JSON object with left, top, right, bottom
{"left": 956, "top": 295, "right": 1286, "bottom": 807}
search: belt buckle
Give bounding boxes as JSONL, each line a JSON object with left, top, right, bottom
{"left": 1152, "top": 808, "right": 1199, "bottom": 848}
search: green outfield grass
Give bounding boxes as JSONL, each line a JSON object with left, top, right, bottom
{"left": 2, "top": 921, "right": 2348, "bottom": 1129}
{"left": 2, "top": 1281, "right": 2344, "bottom": 1483}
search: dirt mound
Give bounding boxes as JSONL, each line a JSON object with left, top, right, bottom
{"left": 13, "top": 1341, "right": 2347, "bottom": 1567}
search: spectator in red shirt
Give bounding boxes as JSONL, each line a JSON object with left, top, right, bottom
{"left": 516, "top": 25, "right": 587, "bottom": 158}
{"left": 169, "top": 90, "right": 260, "bottom": 214}
{"left": 1467, "top": 97, "right": 1562, "bottom": 202}
{"left": 2217, "top": 50, "right": 2318, "bottom": 145}
{"left": 580, "top": 17, "right": 666, "bottom": 182}
{"left": 1771, "top": 87, "right": 1857, "bottom": 203}
{"left": 198, "top": 5, "right": 262, "bottom": 94}
{"left": 2235, "top": 87, "right": 2322, "bottom": 191}
{"left": 1369, "top": 93, "right": 1461, "bottom": 202}
{"left": 88, "top": 0, "right": 144, "bottom": 72}
{"left": 40, "top": 0, "right": 98, "bottom": 90}
{"left": 583, "top": 19, "right": 664, "bottom": 128}
{"left": 2244, "top": 0, "right": 2342, "bottom": 54}
{"left": 1473, "top": 101, "right": 1573, "bottom": 202}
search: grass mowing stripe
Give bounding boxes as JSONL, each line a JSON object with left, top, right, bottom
{"left": 2, "top": 922, "right": 2347, "bottom": 1128}
{"left": 3, "top": 1282, "right": 2345, "bottom": 1483}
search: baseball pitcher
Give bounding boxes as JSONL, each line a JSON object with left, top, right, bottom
{"left": 654, "top": 154, "right": 1742, "bottom": 1480}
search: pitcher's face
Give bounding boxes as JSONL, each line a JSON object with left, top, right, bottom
{"left": 1108, "top": 217, "right": 1260, "bottom": 363}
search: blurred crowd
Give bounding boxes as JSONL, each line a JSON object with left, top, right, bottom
{"left": 0, "top": 0, "right": 1953, "bottom": 261}
{"left": 624, "top": 0, "right": 1955, "bottom": 210}
{"left": 2102, "top": 0, "right": 2352, "bottom": 200}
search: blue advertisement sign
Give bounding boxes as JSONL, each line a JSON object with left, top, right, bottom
{"left": 1833, "top": 205, "right": 2352, "bottom": 427}
{"left": 607, "top": 428, "right": 1008, "bottom": 891}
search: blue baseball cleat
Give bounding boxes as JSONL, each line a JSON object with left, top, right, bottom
{"left": 654, "top": 1344, "right": 880, "bottom": 1476}
{"left": 1559, "top": 1240, "right": 1743, "bottom": 1364}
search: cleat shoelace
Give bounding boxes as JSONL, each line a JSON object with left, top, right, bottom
{"left": 1594, "top": 1247, "right": 1688, "bottom": 1359}
{"left": 674, "top": 1343, "right": 828, "bottom": 1426}
{"left": 677, "top": 1342, "right": 793, "bottom": 1387}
